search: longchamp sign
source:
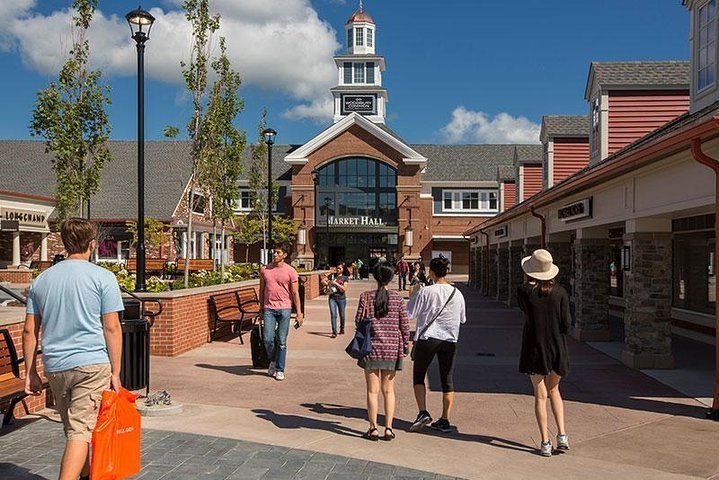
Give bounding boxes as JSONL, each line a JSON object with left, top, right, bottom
{"left": 558, "top": 198, "right": 592, "bottom": 222}
{"left": 341, "top": 94, "right": 377, "bottom": 115}
{"left": 0, "top": 207, "right": 48, "bottom": 229}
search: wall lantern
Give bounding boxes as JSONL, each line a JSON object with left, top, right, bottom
{"left": 622, "top": 245, "right": 631, "bottom": 272}
{"left": 297, "top": 223, "right": 307, "bottom": 246}
{"left": 405, "top": 225, "right": 414, "bottom": 248}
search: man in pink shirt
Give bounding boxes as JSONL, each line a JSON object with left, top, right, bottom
{"left": 259, "top": 243, "right": 304, "bottom": 381}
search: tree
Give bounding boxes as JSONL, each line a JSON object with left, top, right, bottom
{"left": 30, "top": 0, "right": 111, "bottom": 219}
{"left": 248, "top": 109, "right": 279, "bottom": 261}
{"left": 234, "top": 215, "right": 263, "bottom": 262}
{"left": 126, "top": 217, "right": 166, "bottom": 252}
{"left": 203, "top": 37, "right": 246, "bottom": 278}
{"left": 180, "top": 0, "right": 220, "bottom": 287}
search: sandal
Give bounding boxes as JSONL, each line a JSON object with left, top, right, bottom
{"left": 363, "top": 427, "right": 379, "bottom": 441}
{"left": 383, "top": 427, "right": 396, "bottom": 441}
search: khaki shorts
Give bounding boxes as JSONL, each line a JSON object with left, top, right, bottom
{"left": 47, "top": 363, "right": 111, "bottom": 443}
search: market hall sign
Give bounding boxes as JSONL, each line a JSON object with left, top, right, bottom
{"left": 558, "top": 198, "right": 592, "bottom": 222}
{"left": 328, "top": 216, "right": 384, "bottom": 226}
{"left": 0, "top": 208, "right": 48, "bottom": 228}
{"left": 341, "top": 94, "right": 377, "bottom": 115}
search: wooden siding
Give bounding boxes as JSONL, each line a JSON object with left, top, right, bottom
{"left": 607, "top": 90, "right": 689, "bottom": 156}
{"left": 503, "top": 181, "right": 516, "bottom": 209}
{"left": 553, "top": 138, "right": 589, "bottom": 184}
{"left": 523, "top": 164, "right": 543, "bottom": 200}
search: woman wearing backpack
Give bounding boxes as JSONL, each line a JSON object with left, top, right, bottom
{"left": 354, "top": 261, "right": 410, "bottom": 441}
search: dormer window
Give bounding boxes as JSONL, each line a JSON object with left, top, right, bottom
{"left": 697, "top": 0, "right": 717, "bottom": 92}
{"left": 355, "top": 27, "right": 364, "bottom": 47}
{"left": 367, "top": 28, "right": 374, "bottom": 48}
{"left": 591, "top": 98, "right": 600, "bottom": 132}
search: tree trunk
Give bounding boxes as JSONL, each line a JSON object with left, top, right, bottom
{"left": 184, "top": 186, "right": 194, "bottom": 288}
{"left": 220, "top": 222, "right": 226, "bottom": 280}
{"left": 245, "top": 245, "right": 249, "bottom": 263}
{"left": 212, "top": 218, "right": 217, "bottom": 271}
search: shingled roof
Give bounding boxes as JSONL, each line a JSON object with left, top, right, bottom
{"left": 585, "top": 61, "right": 690, "bottom": 99}
{"left": 540, "top": 115, "right": 589, "bottom": 143}
{"left": 413, "top": 144, "right": 539, "bottom": 181}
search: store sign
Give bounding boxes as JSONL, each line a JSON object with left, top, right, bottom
{"left": 0, "top": 208, "right": 48, "bottom": 228}
{"left": 328, "top": 216, "right": 384, "bottom": 226}
{"left": 494, "top": 226, "right": 507, "bottom": 238}
{"left": 341, "top": 94, "right": 377, "bottom": 115}
{"left": 558, "top": 198, "right": 592, "bottom": 222}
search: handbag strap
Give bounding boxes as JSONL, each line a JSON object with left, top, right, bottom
{"left": 416, "top": 286, "right": 457, "bottom": 340}
{"left": 362, "top": 292, "right": 371, "bottom": 319}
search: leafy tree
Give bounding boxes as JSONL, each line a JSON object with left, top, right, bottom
{"left": 234, "top": 215, "right": 263, "bottom": 262}
{"left": 272, "top": 216, "right": 300, "bottom": 245}
{"left": 163, "top": 125, "right": 180, "bottom": 139}
{"left": 125, "top": 217, "right": 166, "bottom": 251}
{"left": 30, "top": 0, "right": 111, "bottom": 219}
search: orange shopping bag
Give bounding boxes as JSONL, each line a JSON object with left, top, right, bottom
{"left": 91, "top": 387, "right": 142, "bottom": 480}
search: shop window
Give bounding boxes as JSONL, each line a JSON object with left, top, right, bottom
{"left": 609, "top": 243, "right": 624, "bottom": 297}
{"left": 97, "top": 240, "right": 118, "bottom": 260}
{"left": 673, "top": 231, "right": 716, "bottom": 314}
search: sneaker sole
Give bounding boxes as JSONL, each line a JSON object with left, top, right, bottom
{"left": 430, "top": 426, "right": 452, "bottom": 433}
{"left": 409, "top": 417, "right": 432, "bottom": 432}
{"left": 556, "top": 445, "right": 569, "bottom": 450}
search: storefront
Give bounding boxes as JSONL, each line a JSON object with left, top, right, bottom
{"left": 0, "top": 191, "right": 55, "bottom": 268}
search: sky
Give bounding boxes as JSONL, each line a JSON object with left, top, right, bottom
{"left": 0, "top": 0, "right": 691, "bottom": 146}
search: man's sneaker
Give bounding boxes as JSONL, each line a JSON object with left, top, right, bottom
{"left": 430, "top": 418, "right": 452, "bottom": 433}
{"left": 267, "top": 362, "right": 276, "bottom": 377}
{"left": 540, "top": 440, "right": 553, "bottom": 457}
{"left": 275, "top": 371, "right": 285, "bottom": 381}
{"left": 409, "top": 411, "right": 432, "bottom": 432}
{"left": 556, "top": 434, "right": 569, "bottom": 450}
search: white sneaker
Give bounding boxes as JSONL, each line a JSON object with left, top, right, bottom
{"left": 556, "top": 434, "right": 569, "bottom": 450}
{"left": 267, "top": 362, "right": 276, "bottom": 377}
{"left": 275, "top": 371, "right": 285, "bottom": 381}
{"left": 540, "top": 440, "right": 553, "bottom": 457}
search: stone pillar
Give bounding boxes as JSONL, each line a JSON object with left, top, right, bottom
{"left": 622, "top": 220, "right": 674, "bottom": 369}
{"left": 12, "top": 231, "right": 20, "bottom": 266}
{"left": 572, "top": 231, "right": 612, "bottom": 341}
{"left": 478, "top": 247, "right": 486, "bottom": 292}
{"left": 487, "top": 244, "right": 498, "bottom": 298}
{"left": 496, "top": 243, "right": 509, "bottom": 302}
{"left": 40, "top": 233, "right": 48, "bottom": 261}
{"left": 508, "top": 242, "right": 524, "bottom": 307}
{"left": 547, "top": 238, "right": 572, "bottom": 292}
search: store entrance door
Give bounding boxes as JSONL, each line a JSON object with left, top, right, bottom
{"left": 328, "top": 246, "right": 346, "bottom": 267}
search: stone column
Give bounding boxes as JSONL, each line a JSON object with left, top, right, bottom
{"left": 478, "top": 247, "right": 486, "bottom": 292}
{"left": 622, "top": 219, "right": 674, "bottom": 369}
{"left": 572, "top": 230, "right": 612, "bottom": 341}
{"left": 40, "top": 233, "right": 48, "bottom": 261}
{"left": 547, "top": 236, "right": 572, "bottom": 293}
{"left": 487, "top": 244, "right": 498, "bottom": 298}
{"left": 12, "top": 231, "right": 20, "bottom": 266}
{"left": 496, "top": 243, "right": 509, "bottom": 302}
{"left": 508, "top": 241, "right": 524, "bottom": 307}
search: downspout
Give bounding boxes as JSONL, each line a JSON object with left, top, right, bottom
{"left": 690, "top": 138, "right": 719, "bottom": 420}
{"left": 530, "top": 205, "right": 546, "bottom": 249}
{"left": 480, "top": 229, "right": 490, "bottom": 296}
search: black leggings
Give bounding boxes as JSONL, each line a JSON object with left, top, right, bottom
{"left": 412, "top": 338, "right": 457, "bottom": 392}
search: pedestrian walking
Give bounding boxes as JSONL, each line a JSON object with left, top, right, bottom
{"left": 396, "top": 256, "right": 409, "bottom": 290}
{"left": 259, "top": 243, "right": 304, "bottom": 381}
{"left": 23, "top": 218, "right": 124, "bottom": 480}
{"left": 407, "top": 256, "right": 466, "bottom": 433}
{"left": 355, "top": 258, "right": 364, "bottom": 279}
{"left": 355, "top": 261, "right": 410, "bottom": 441}
{"left": 321, "top": 263, "right": 350, "bottom": 337}
{"left": 517, "top": 249, "right": 571, "bottom": 457}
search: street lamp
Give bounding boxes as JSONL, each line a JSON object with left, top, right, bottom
{"left": 324, "top": 196, "right": 332, "bottom": 267}
{"left": 262, "top": 128, "right": 276, "bottom": 260}
{"left": 126, "top": 6, "right": 155, "bottom": 292}
{"left": 311, "top": 169, "right": 320, "bottom": 267}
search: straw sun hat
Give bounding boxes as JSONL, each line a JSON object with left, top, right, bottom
{"left": 521, "top": 249, "right": 559, "bottom": 281}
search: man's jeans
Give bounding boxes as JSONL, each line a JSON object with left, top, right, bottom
{"left": 399, "top": 273, "right": 407, "bottom": 290}
{"left": 263, "top": 308, "right": 291, "bottom": 372}
{"left": 328, "top": 297, "right": 346, "bottom": 334}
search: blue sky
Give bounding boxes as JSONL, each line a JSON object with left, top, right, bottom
{"left": 0, "top": 1, "right": 690, "bottom": 146}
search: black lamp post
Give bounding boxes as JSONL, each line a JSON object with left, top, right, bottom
{"left": 311, "top": 169, "right": 320, "bottom": 267}
{"left": 126, "top": 6, "right": 155, "bottom": 292}
{"left": 324, "top": 196, "right": 331, "bottom": 267}
{"left": 262, "top": 128, "right": 276, "bottom": 260}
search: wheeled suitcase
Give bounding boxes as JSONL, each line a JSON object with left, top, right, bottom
{"left": 250, "top": 321, "right": 271, "bottom": 369}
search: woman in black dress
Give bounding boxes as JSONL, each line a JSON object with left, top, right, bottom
{"left": 517, "top": 249, "right": 570, "bottom": 457}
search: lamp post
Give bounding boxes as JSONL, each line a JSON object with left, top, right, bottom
{"left": 324, "top": 196, "right": 331, "bottom": 267}
{"left": 262, "top": 128, "right": 276, "bottom": 261}
{"left": 311, "top": 169, "right": 320, "bottom": 267}
{"left": 126, "top": 6, "right": 155, "bottom": 292}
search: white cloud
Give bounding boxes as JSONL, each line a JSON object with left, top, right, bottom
{"left": 282, "top": 97, "right": 334, "bottom": 123}
{"left": 4, "top": 0, "right": 340, "bottom": 120}
{"left": 439, "top": 107, "right": 541, "bottom": 144}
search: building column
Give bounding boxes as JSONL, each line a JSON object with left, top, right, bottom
{"left": 572, "top": 229, "right": 612, "bottom": 341}
{"left": 621, "top": 219, "right": 674, "bottom": 369}
{"left": 547, "top": 234, "right": 572, "bottom": 294}
{"left": 12, "top": 231, "right": 21, "bottom": 266}
{"left": 496, "top": 243, "right": 509, "bottom": 302}
{"left": 40, "top": 233, "right": 48, "bottom": 261}
{"left": 508, "top": 241, "right": 524, "bottom": 307}
{"left": 487, "top": 244, "right": 498, "bottom": 298}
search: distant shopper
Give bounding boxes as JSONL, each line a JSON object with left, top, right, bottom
{"left": 23, "top": 218, "right": 124, "bottom": 480}
{"left": 396, "top": 256, "right": 409, "bottom": 290}
{"left": 517, "top": 249, "right": 571, "bottom": 457}
{"left": 321, "top": 263, "right": 350, "bottom": 337}
{"left": 259, "top": 243, "right": 304, "bottom": 381}
{"left": 355, "top": 262, "right": 410, "bottom": 441}
{"left": 407, "top": 257, "right": 466, "bottom": 433}
{"left": 355, "top": 258, "right": 364, "bottom": 279}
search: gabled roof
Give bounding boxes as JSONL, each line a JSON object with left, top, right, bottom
{"left": 584, "top": 61, "right": 690, "bottom": 100}
{"left": 514, "top": 145, "right": 544, "bottom": 165}
{"left": 497, "top": 165, "right": 515, "bottom": 182}
{"left": 540, "top": 115, "right": 589, "bottom": 143}
{"left": 284, "top": 112, "right": 427, "bottom": 166}
{"left": 412, "top": 145, "right": 525, "bottom": 182}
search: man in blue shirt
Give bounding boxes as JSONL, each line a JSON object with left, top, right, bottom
{"left": 23, "top": 218, "right": 124, "bottom": 480}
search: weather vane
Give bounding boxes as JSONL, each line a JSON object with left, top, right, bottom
{"left": 360, "top": 0, "right": 364, "bottom": 12}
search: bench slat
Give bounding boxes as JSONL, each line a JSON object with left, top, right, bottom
{"left": 0, "top": 377, "right": 24, "bottom": 398}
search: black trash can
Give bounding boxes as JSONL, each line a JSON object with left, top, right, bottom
{"left": 120, "top": 298, "right": 149, "bottom": 392}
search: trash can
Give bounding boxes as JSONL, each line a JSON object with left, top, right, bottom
{"left": 120, "top": 298, "right": 150, "bottom": 392}
{"left": 293, "top": 278, "right": 306, "bottom": 316}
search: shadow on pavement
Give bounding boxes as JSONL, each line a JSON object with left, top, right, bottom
{"left": 252, "top": 408, "right": 364, "bottom": 438}
{"left": 301, "top": 402, "right": 535, "bottom": 453}
{"left": 0, "top": 463, "right": 46, "bottom": 479}
{"left": 195, "top": 363, "right": 268, "bottom": 377}
{"left": 306, "top": 331, "right": 335, "bottom": 338}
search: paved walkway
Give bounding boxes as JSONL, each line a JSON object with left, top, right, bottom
{"left": 2, "top": 276, "right": 719, "bottom": 479}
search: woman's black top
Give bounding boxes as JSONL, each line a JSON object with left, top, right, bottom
{"left": 517, "top": 283, "right": 571, "bottom": 377}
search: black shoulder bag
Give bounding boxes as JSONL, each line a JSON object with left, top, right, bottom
{"left": 410, "top": 286, "right": 457, "bottom": 361}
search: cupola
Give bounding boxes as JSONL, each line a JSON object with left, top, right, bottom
{"left": 345, "top": 6, "right": 375, "bottom": 55}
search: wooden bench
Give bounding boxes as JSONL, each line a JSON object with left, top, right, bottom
{"left": 29, "top": 260, "right": 53, "bottom": 271}
{"left": 125, "top": 258, "right": 168, "bottom": 276}
{"left": 209, "top": 287, "right": 260, "bottom": 344}
{"left": 0, "top": 329, "right": 48, "bottom": 425}
{"left": 177, "top": 258, "right": 215, "bottom": 273}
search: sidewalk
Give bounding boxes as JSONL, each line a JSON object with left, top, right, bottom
{"left": 3, "top": 277, "right": 719, "bottom": 479}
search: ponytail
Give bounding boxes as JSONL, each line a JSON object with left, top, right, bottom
{"left": 371, "top": 261, "right": 395, "bottom": 318}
